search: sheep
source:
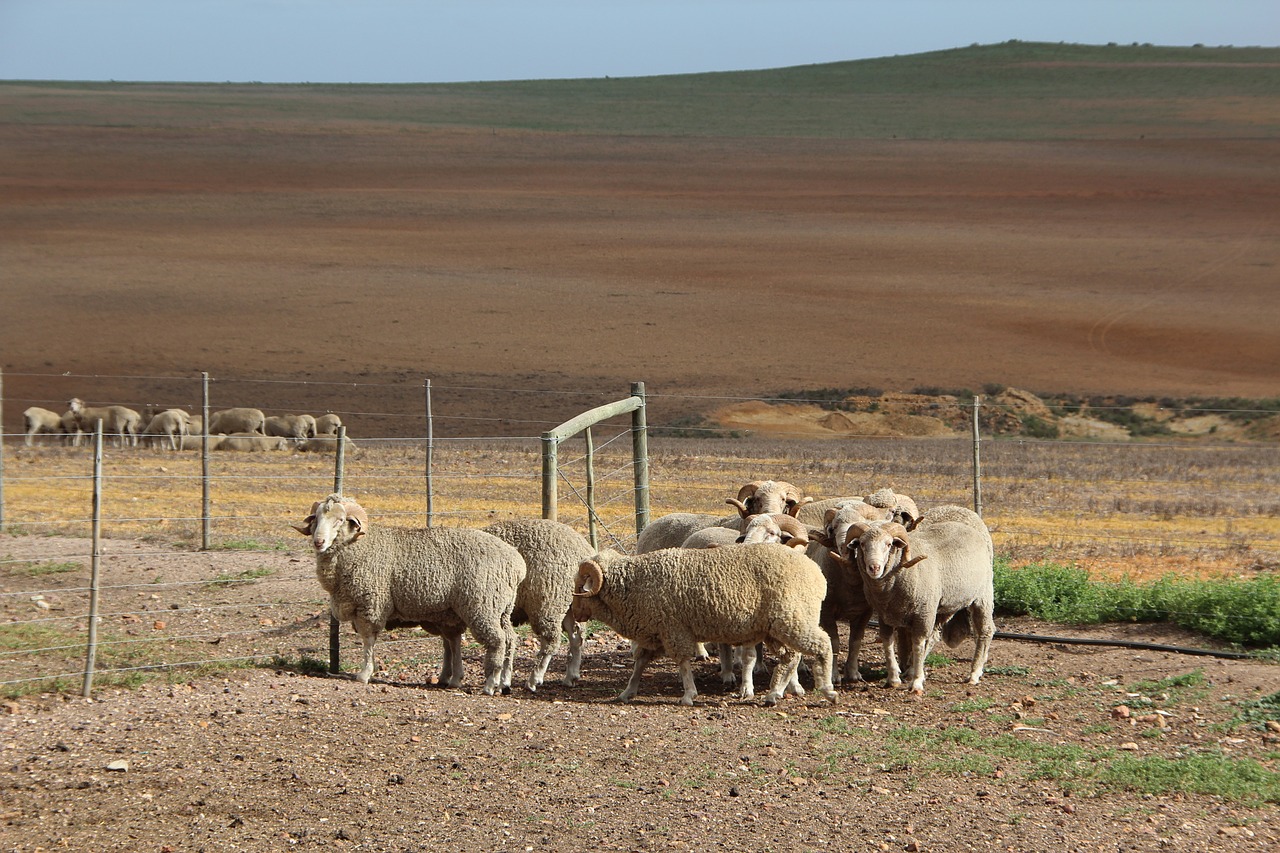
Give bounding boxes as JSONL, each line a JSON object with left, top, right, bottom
{"left": 207, "top": 407, "right": 266, "bottom": 435}
{"left": 832, "top": 509, "right": 994, "bottom": 695}
{"left": 679, "top": 513, "right": 813, "bottom": 689}
{"left": 22, "top": 407, "right": 62, "bottom": 447}
{"left": 798, "top": 487, "right": 920, "bottom": 529}
{"left": 808, "top": 500, "right": 894, "bottom": 683}
{"left": 297, "top": 434, "right": 357, "bottom": 454}
{"left": 60, "top": 409, "right": 83, "bottom": 447}
{"left": 636, "top": 480, "right": 811, "bottom": 553}
{"left": 292, "top": 493, "right": 525, "bottom": 695}
{"left": 66, "top": 397, "right": 142, "bottom": 447}
{"left": 569, "top": 544, "right": 837, "bottom": 706}
{"left": 141, "top": 409, "right": 191, "bottom": 451}
{"left": 264, "top": 414, "right": 317, "bottom": 443}
{"left": 314, "top": 413, "right": 343, "bottom": 436}
{"left": 482, "top": 518, "right": 595, "bottom": 690}
{"left": 187, "top": 414, "right": 203, "bottom": 436}
{"left": 212, "top": 432, "right": 288, "bottom": 452}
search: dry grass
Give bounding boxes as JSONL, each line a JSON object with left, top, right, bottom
{"left": 3, "top": 436, "right": 1277, "bottom": 582}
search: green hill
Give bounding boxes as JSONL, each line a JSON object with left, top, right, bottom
{"left": 3, "top": 41, "right": 1278, "bottom": 138}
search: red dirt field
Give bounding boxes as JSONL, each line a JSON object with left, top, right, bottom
{"left": 1, "top": 122, "right": 1277, "bottom": 432}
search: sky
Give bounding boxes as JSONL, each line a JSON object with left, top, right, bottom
{"left": 1, "top": 0, "right": 1276, "bottom": 84}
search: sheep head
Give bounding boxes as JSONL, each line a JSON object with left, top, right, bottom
{"left": 570, "top": 558, "right": 606, "bottom": 622}
{"left": 291, "top": 493, "right": 367, "bottom": 553}
{"left": 820, "top": 501, "right": 894, "bottom": 556}
{"left": 841, "top": 521, "right": 924, "bottom": 580}
{"left": 736, "top": 513, "right": 811, "bottom": 549}
{"left": 865, "top": 488, "right": 921, "bottom": 529}
{"left": 725, "top": 480, "right": 812, "bottom": 518}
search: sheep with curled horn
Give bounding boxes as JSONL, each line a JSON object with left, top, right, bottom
{"left": 831, "top": 510, "right": 994, "bottom": 695}
{"left": 293, "top": 493, "right": 525, "bottom": 695}
{"left": 725, "top": 480, "right": 812, "bottom": 520}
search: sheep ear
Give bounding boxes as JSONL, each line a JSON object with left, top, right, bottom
{"left": 574, "top": 560, "right": 604, "bottom": 597}
{"left": 291, "top": 516, "right": 316, "bottom": 537}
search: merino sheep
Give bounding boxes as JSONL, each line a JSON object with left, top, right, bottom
{"left": 833, "top": 509, "right": 994, "bottom": 694}
{"left": 66, "top": 397, "right": 142, "bottom": 447}
{"left": 570, "top": 544, "right": 837, "bottom": 706}
{"left": 293, "top": 494, "right": 525, "bottom": 695}
{"left": 808, "top": 500, "right": 894, "bottom": 683}
{"left": 213, "top": 432, "right": 288, "bottom": 452}
{"left": 207, "top": 407, "right": 266, "bottom": 435}
{"left": 60, "top": 409, "right": 83, "bottom": 447}
{"left": 297, "top": 434, "right": 356, "bottom": 454}
{"left": 798, "top": 488, "right": 920, "bottom": 529}
{"left": 141, "top": 409, "right": 191, "bottom": 451}
{"left": 482, "top": 518, "right": 595, "bottom": 690}
{"left": 636, "top": 480, "right": 811, "bottom": 553}
{"left": 22, "top": 407, "right": 62, "bottom": 447}
{"left": 314, "top": 413, "right": 343, "bottom": 436}
{"left": 264, "top": 414, "right": 317, "bottom": 443}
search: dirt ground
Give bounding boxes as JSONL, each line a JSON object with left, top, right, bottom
{"left": 2, "top": 535, "right": 1279, "bottom": 851}
{"left": 1, "top": 123, "right": 1278, "bottom": 434}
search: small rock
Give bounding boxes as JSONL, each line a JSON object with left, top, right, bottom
{"left": 152, "top": 621, "right": 166, "bottom": 630}
{"left": 1120, "top": 742, "right": 1140, "bottom": 751}
{"left": 1112, "top": 705, "right": 1131, "bottom": 720}
{"left": 105, "top": 759, "right": 129, "bottom": 772}
{"left": 1265, "top": 721, "right": 1280, "bottom": 734}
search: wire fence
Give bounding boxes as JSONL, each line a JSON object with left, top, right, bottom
{"left": 1, "top": 371, "right": 1277, "bottom": 696}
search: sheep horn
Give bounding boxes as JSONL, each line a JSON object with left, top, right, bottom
{"left": 884, "top": 522, "right": 911, "bottom": 565}
{"left": 843, "top": 521, "right": 874, "bottom": 551}
{"left": 725, "top": 498, "right": 750, "bottom": 517}
{"left": 901, "top": 555, "right": 929, "bottom": 568}
{"left": 339, "top": 498, "right": 368, "bottom": 539}
{"left": 783, "top": 493, "right": 812, "bottom": 518}
{"left": 775, "top": 515, "right": 810, "bottom": 548}
{"left": 736, "top": 481, "right": 764, "bottom": 502}
{"left": 573, "top": 560, "right": 604, "bottom": 597}
{"left": 291, "top": 500, "right": 323, "bottom": 537}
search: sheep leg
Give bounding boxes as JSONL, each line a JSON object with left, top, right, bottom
{"left": 906, "top": 625, "right": 932, "bottom": 695}
{"left": 352, "top": 618, "right": 380, "bottom": 684}
{"left": 966, "top": 604, "right": 996, "bottom": 685}
{"left": 694, "top": 642, "right": 711, "bottom": 661}
{"left": 560, "top": 616, "right": 584, "bottom": 686}
{"left": 761, "top": 648, "right": 802, "bottom": 706}
{"left": 618, "top": 646, "right": 657, "bottom": 702}
{"left": 718, "top": 642, "right": 737, "bottom": 686}
{"left": 438, "top": 631, "right": 464, "bottom": 688}
{"left": 843, "top": 610, "right": 872, "bottom": 684}
{"left": 777, "top": 625, "right": 836, "bottom": 704}
{"left": 733, "top": 645, "right": 756, "bottom": 699}
{"left": 676, "top": 658, "right": 700, "bottom": 706}
{"left": 526, "top": 618, "right": 562, "bottom": 692}
{"left": 468, "top": 621, "right": 511, "bottom": 697}
{"left": 881, "top": 624, "right": 902, "bottom": 688}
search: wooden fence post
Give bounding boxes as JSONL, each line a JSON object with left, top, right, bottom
{"left": 329, "top": 426, "right": 347, "bottom": 675}
{"left": 972, "top": 395, "right": 983, "bottom": 517}
{"left": 82, "top": 421, "right": 104, "bottom": 697}
{"left": 631, "top": 381, "right": 650, "bottom": 535}
{"left": 200, "top": 373, "right": 211, "bottom": 550}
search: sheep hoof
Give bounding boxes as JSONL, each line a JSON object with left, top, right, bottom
{"left": 822, "top": 689, "right": 839, "bottom": 704}
{"left": 501, "top": 685, "right": 512, "bottom": 696}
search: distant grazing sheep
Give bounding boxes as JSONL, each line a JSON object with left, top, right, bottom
{"left": 293, "top": 493, "right": 525, "bottom": 695}
{"left": 314, "top": 413, "right": 342, "bottom": 436}
{"left": 264, "top": 414, "right": 317, "bottom": 443}
{"left": 212, "top": 432, "right": 288, "bottom": 452}
{"left": 22, "top": 407, "right": 62, "bottom": 447}
{"left": 67, "top": 398, "right": 142, "bottom": 447}
{"left": 141, "top": 409, "right": 191, "bottom": 451}
{"left": 207, "top": 407, "right": 266, "bottom": 435}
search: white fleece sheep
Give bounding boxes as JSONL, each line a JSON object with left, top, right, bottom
{"left": 67, "top": 397, "right": 142, "bottom": 447}
{"left": 293, "top": 494, "right": 526, "bottom": 696}
{"left": 141, "top": 409, "right": 191, "bottom": 451}
{"left": 833, "top": 508, "right": 994, "bottom": 695}
{"left": 636, "top": 480, "right": 811, "bottom": 552}
{"left": 482, "top": 518, "right": 595, "bottom": 690}
{"left": 207, "top": 407, "right": 266, "bottom": 435}
{"left": 22, "top": 406, "right": 62, "bottom": 447}
{"left": 809, "top": 499, "right": 894, "bottom": 683}
{"left": 570, "top": 544, "right": 837, "bottom": 706}
{"left": 798, "top": 487, "right": 920, "bottom": 529}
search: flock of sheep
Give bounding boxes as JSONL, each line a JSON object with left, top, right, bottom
{"left": 294, "top": 479, "right": 995, "bottom": 706}
{"left": 21, "top": 399, "right": 344, "bottom": 452}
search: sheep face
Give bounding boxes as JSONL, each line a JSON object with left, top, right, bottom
{"left": 844, "top": 521, "right": 912, "bottom": 581}
{"left": 821, "top": 501, "right": 893, "bottom": 557}
{"left": 736, "top": 514, "right": 810, "bottom": 549}
{"left": 725, "top": 480, "right": 811, "bottom": 519}
{"left": 292, "top": 494, "right": 368, "bottom": 553}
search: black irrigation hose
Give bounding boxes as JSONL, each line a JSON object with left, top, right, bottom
{"left": 992, "top": 630, "right": 1256, "bottom": 660}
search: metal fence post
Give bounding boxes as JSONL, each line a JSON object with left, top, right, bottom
{"left": 584, "top": 428, "right": 597, "bottom": 550}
